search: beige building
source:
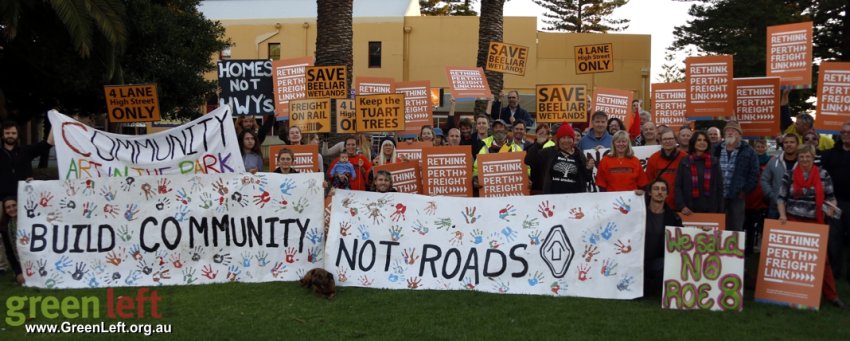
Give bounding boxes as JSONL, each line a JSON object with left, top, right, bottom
{"left": 200, "top": 0, "right": 651, "bottom": 119}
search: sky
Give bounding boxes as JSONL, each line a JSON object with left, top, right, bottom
{"left": 497, "top": 0, "right": 695, "bottom": 81}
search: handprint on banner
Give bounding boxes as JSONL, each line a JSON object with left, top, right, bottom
{"left": 411, "top": 220, "right": 429, "bottom": 236}
{"left": 59, "top": 198, "right": 76, "bottom": 211}
{"left": 296, "top": 268, "right": 306, "bottom": 280}
{"left": 434, "top": 217, "right": 453, "bottom": 230}
{"left": 45, "top": 272, "right": 64, "bottom": 289}
{"left": 306, "top": 228, "right": 323, "bottom": 245}
{"left": 170, "top": 253, "right": 183, "bottom": 269}
{"left": 583, "top": 245, "right": 600, "bottom": 262}
{"left": 389, "top": 225, "right": 404, "bottom": 242}
{"left": 39, "top": 191, "right": 54, "bottom": 207}
{"left": 155, "top": 250, "right": 168, "bottom": 266}
{"left": 500, "top": 227, "right": 517, "bottom": 242}
{"left": 189, "top": 176, "right": 204, "bottom": 193}
{"left": 201, "top": 265, "right": 218, "bottom": 280}
{"left": 471, "top": 229, "right": 483, "bottom": 244}
{"left": 153, "top": 269, "right": 171, "bottom": 284}
{"left": 158, "top": 178, "right": 172, "bottom": 194}
{"left": 89, "top": 260, "right": 105, "bottom": 275}
{"left": 183, "top": 267, "right": 197, "bottom": 284}
{"left": 390, "top": 203, "right": 407, "bottom": 222}
{"left": 137, "top": 259, "right": 153, "bottom": 275}
{"left": 498, "top": 204, "right": 517, "bottom": 221}
{"left": 240, "top": 175, "right": 253, "bottom": 187}
{"left": 358, "top": 275, "right": 373, "bottom": 287}
{"left": 617, "top": 275, "right": 635, "bottom": 291}
{"left": 252, "top": 191, "right": 271, "bottom": 208}
{"left": 357, "top": 225, "right": 370, "bottom": 241}
{"left": 293, "top": 197, "right": 309, "bottom": 213}
{"left": 613, "top": 196, "right": 631, "bottom": 214}
{"left": 337, "top": 269, "right": 347, "bottom": 283}
{"left": 83, "top": 179, "right": 96, "bottom": 195}
{"left": 106, "top": 248, "right": 125, "bottom": 266}
{"left": 71, "top": 262, "right": 88, "bottom": 281}
{"left": 24, "top": 261, "right": 33, "bottom": 277}
{"left": 462, "top": 206, "right": 481, "bottom": 224}
{"left": 155, "top": 198, "right": 171, "bottom": 211}
{"left": 55, "top": 255, "right": 72, "bottom": 273}
{"left": 522, "top": 215, "right": 539, "bottom": 230}
{"left": 120, "top": 177, "right": 136, "bottom": 192}
{"left": 367, "top": 205, "right": 383, "bottom": 224}
{"left": 488, "top": 237, "right": 501, "bottom": 249}
{"left": 550, "top": 280, "right": 568, "bottom": 296}
{"left": 176, "top": 188, "right": 191, "bottom": 205}
{"left": 100, "top": 186, "right": 116, "bottom": 202}
{"left": 577, "top": 263, "right": 592, "bottom": 281}
{"left": 17, "top": 229, "right": 30, "bottom": 246}
{"left": 125, "top": 270, "right": 142, "bottom": 286}
{"left": 583, "top": 228, "right": 601, "bottom": 246}
{"left": 402, "top": 248, "right": 419, "bottom": 265}
{"left": 124, "top": 204, "right": 139, "bottom": 221}
{"left": 339, "top": 222, "right": 351, "bottom": 237}
{"left": 407, "top": 277, "right": 422, "bottom": 289}
{"left": 307, "top": 247, "right": 322, "bottom": 263}
{"left": 191, "top": 246, "right": 203, "bottom": 261}
{"left": 174, "top": 205, "right": 190, "bottom": 222}
{"left": 37, "top": 259, "right": 47, "bottom": 277}
{"left": 255, "top": 251, "right": 270, "bottom": 267}
{"left": 65, "top": 180, "right": 78, "bottom": 196}
{"left": 528, "top": 230, "right": 541, "bottom": 245}
{"left": 284, "top": 247, "right": 297, "bottom": 263}
{"left": 102, "top": 203, "right": 120, "bottom": 218}
{"left": 198, "top": 193, "right": 214, "bottom": 209}
{"left": 306, "top": 178, "right": 320, "bottom": 194}
{"left": 279, "top": 178, "right": 296, "bottom": 195}
{"left": 600, "top": 222, "right": 618, "bottom": 240}
{"left": 492, "top": 279, "right": 510, "bottom": 293}
{"left": 212, "top": 250, "right": 232, "bottom": 265}
{"left": 537, "top": 200, "right": 555, "bottom": 218}
{"left": 601, "top": 258, "right": 619, "bottom": 277}
{"left": 46, "top": 210, "right": 62, "bottom": 223}
{"left": 463, "top": 276, "right": 476, "bottom": 290}
{"left": 241, "top": 252, "right": 252, "bottom": 268}
{"left": 226, "top": 265, "right": 241, "bottom": 282}
{"left": 25, "top": 199, "right": 38, "bottom": 218}
{"left": 128, "top": 244, "right": 143, "bottom": 261}
{"left": 614, "top": 239, "right": 632, "bottom": 254}
{"left": 528, "top": 271, "right": 545, "bottom": 286}
{"left": 271, "top": 262, "right": 286, "bottom": 278}
{"left": 86, "top": 273, "right": 100, "bottom": 288}
{"left": 81, "top": 201, "right": 97, "bottom": 218}
{"left": 229, "top": 192, "right": 248, "bottom": 208}
{"left": 141, "top": 183, "right": 154, "bottom": 200}
{"left": 211, "top": 179, "right": 228, "bottom": 197}
{"left": 424, "top": 201, "right": 437, "bottom": 215}
{"left": 569, "top": 207, "right": 585, "bottom": 219}
{"left": 449, "top": 231, "right": 464, "bottom": 246}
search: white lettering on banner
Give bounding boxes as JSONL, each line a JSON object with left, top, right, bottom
{"left": 16, "top": 173, "right": 324, "bottom": 289}
{"left": 49, "top": 106, "right": 244, "bottom": 180}
{"left": 325, "top": 190, "right": 646, "bottom": 299}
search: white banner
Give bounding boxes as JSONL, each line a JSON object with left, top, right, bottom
{"left": 584, "top": 145, "right": 660, "bottom": 192}
{"left": 49, "top": 106, "right": 244, "bottom": 180}
{"left": 325, "top": 190, "right": 646, "bottom": 299}
{"left": 16, "top": 172, "right": 324, "bottom": 288}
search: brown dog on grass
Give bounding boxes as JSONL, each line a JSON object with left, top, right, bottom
{"left": 300, "top": 268, "right": 336, "bottom": 299}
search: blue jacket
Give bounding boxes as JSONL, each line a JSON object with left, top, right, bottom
{"left": 713, "top": 141, "right": 759, "bottom": 199}
{"left": 578, "top": 131, "right": 612, "bottom": 151}
{"left": 492, "top": 101, "right": 534, "bottom": 127}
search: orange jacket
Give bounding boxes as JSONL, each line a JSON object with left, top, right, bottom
{"left": 596, "top": 155, "right": 649, "bottom": 192}
{"left": 645, "top": 149, "right": 686, "bottom": 209}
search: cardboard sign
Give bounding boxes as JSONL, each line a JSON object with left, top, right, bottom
{"left": 652, "top": 82, "right": 687, "bottom": 127}
{"left": 486, "top": 41, "right": 529, "bottom": 76}
{"left": 686, "top": 55, "right": 734, "bottom": 119}
{"left": 356, "top": 76, "right": 395, "bottom": 95}
{"left": 336, "top": 99, "right": 356, "bottom": 134}
{"left": 575, "top": 43, "right": 613, "bottom": 74}
{"left": 755, "top": 219, "right": 828, "bottom": 310}
{"left": 734, "top": 77, "right": 781, "bottom": 137}
{"left": 678, "top": 213, "right": 726, "bottom": 231}
{"left": 396, "top": 141, "right": 432, "bottom": 162}
{"left": 268, "top": 144, "right": 321, "bottom": 173}
{"left": 536, "top": 84, "right": 588, "bottom": 123}
{"left": 814, "top": 61, "right": 850, "bottom": 133}
{"left": 305, "top": 65, "right": 347, "bottom": 99}
{"left": 477, "top": 152, "right": 529, "bottom": 197}
{"left": 218, "top": 59, "right": 274, "bottom": 115}
{"left": 289, "top": 98, "right": 331, "bottom": 133}
{"left": 104, "top": 84, "right": 161, "bottom": 123}
{"left": 271, "top": 56, "right": 313, "bottom": 120}
{"left": 372, "top": 160, "right": 421, "bottom": 194}
{"left": 592, "top": 87, "right": 634, "bottom": 128}
{"left": 445, "top": 67, "right": 491, "bottom": 99}
{"left": 421, "top": 146, "right": 472, "bottom": 197}
{"left": 395, "top": 80, "right": 433, "bottom": 137}
{"left": 356, "top": 93, "right": 405, "bottom": 132}
{"left": 662, "top": 227, "right": 745, "bottom": 311}
{"left": 766, "top": 22, "right": 813, "bottom": 88}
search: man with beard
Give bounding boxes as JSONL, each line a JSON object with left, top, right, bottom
{"left": 1, "top": 121, "right": 54, "bottom": 199}
{"left": 492, "top": 90, "right": 533, "bottom": 127}
{"left": 713, "top": 121, "right": 759, "bottom": 231}
{"left": 511, "top": 121, "right": 531, "bottom": 151}
{"left": 473, "top": 119, "right": 526, "bottom": 189}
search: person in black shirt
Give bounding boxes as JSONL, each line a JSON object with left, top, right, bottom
{"left": 644, "top": 179, "right": 682, "bottom": 297}
{"left": 525, "top": 123, "right": 594, "bottom": 194}
{"left": 1, "top": 121, "right": 54, "bottom": 199}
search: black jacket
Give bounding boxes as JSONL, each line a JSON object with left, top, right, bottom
{"left": 1, "top": 141, "right": 52, "bottom": 198}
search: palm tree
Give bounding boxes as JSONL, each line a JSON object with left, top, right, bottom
{"left": 315, "top": 0, "right": 353, "bottom": 92}
{"left": 474, "top": 0, "right": 506, "bottom": 115}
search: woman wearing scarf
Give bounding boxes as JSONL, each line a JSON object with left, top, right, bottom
{"left": 777, "top": 144, "right": 844, "bottom": 308}
{"left": 646, "top": 129, "right": 687, "bottom": 209}
{"left": 674, "top": 131, "right": 724, "bottom": 214}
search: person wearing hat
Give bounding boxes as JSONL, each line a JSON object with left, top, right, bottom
{"left": 525, "top": 123, "right": 594, "bottom": 194}
{"left": 472, "top": 118, "right": 528, "bottom": 186}
{"left": 433, "top": 127, "right": 445, "bottom": 146}
{"left": 713, "top": 120, "right": 760, "bottom": 231}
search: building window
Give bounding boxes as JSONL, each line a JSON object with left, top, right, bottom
{"left": 268, "top": 43, "right": 281, "bottom": 60}
{"left": 220, "top": 46, "right": 232, "bottom": 60}
{"left": 369, "top": 41, "right": 381, "bottom": 68}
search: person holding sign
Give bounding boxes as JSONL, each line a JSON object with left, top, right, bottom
{"left": 492, "top": 90, "right": 533, "bottom": 127}
{"left": 1, "top": 121, "right": 54, "bottom": 199}
{"left": 526, "top": 123, "right": 592, "bottom": 194}
{"left": 371, "top": 170, "right": 397, "bottom": 193}
{"left": 285, "top": 126, "right": 324, "bottom": 172}
{"left": 784, "top": 113, "right": 834, "bottom": 152}
{"left": 675, "top": 131, "right": 724, "bottom": 215}
{"left": 646, "top": 130, "right": 687, "bottom": 209}
{"left": 777, "top": 144, "right": 844, "bottom": 308}
{"left": 0, "top": 197, "right": 23, "bottom": 285}
{"left": 272, "top": 148, "right": 299, "bottom": 174}
{"left": 373, "top": 137, "right": 404, "bottom": 166}
{"left": 239, "top": 130, "right": 263, "bottom": 174}
{"left": 473, "top": 119, "right": 526, "bottom": 184}
{"left": 595, "top": 131, "right": 647, "bottom": 195}
{"left": 327, "top": 136, "right": 372, "bottom": 191}
{"left": 644, "top": 179, "right": 683, "bottom": 296}
{"left": 822, "top": 122, "right": 850, "bottom": 280}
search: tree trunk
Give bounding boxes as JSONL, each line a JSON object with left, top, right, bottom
{"left": 315, "top": 0, "right": 353, "bottom": 92}
{"left": 474, "top": 0, "right": 505, "bottom": 115}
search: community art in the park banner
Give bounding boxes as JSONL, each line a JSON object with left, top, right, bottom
{"left": 592, "top": 87, "right": 634, "bottom": 129}
{"left": 396, "top": 141, "right": 431, "bottom": 162}
{"left": 662, "top": 227, "right": 744, "bottom": 311}
{"left": 678, "top": 213, "right": 726, "bottom": 231}
{"left": 476, "top": 152, "right": 529, "bottom": 197}
{"left": 356, "top": 93, "right": 405, "bottom": 132}
{"left": 305, "top": 65, "right": 347, "bottom": 99}
{"left": 396, "top": 80, "right": 433, "bottom": 137}
{"left": 755, "top": 219, "right": 828, "bottom": 310}
{"left": 734, "top": 77, "right": 780, "bottom": 137}
{"left": 289, "top": 98, "right": 331, "bottom": 133}
{"left": 651, "top": 82, "right": 687, "bottom": 127}
{"left": 536, "top": 85, "right": 588, "bottom": 123}
{"left": 49, "top": 106, "right": 244, "bottom": 180}
{"left": 574, "top": 43, "right": 613, "bottom": 74}
{"left": 336, "top": 99, "right": 357, "bottom": 134}
{"left": 217, "top": 59, "right": 274, "bottom": 115}
{"left": 583, "top": 146, "right": 660, "bottom": 193}
{"left": 268, "top": 144, "right": 320, "bottom": 173}
{"left": 445, "top": 67, "right": 491, "bottom": 99}
{"left": 272, "top": 56, "right": 314, "bottom": 120}
{"left": 421, "top": 146, "right": 472, "bottom": 197}
{"left": 325, "top": 190, "right": 646, "bottom": 299}
{"left": 16, "top": 173, "right": 325, "bottom": 289}
{"left": 814, "top": 61, "right": 850, "bottom": 133}
{"left": 356, "top": 76, "right": 394, "bottom": 95}
{"left": 372, "top": 161, "right": 421, "bottom": 194}
{"left": 103, "top": 84, "right": 160, "bottom": 123}
{"left": 766, "top": 22, "right": 813, "bottom": 88}
{"left": 486, "top": 42, "right": 529, "bottom": 76}
{"left": 686, "top": 55, "right": 734, "bottom": 119}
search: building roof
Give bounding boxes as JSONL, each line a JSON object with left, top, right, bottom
{"left": 199, "top": 0, "right": 420, "bottom": 20}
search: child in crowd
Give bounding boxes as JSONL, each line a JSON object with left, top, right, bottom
{"left": 330, "top": 151, "right": 356, "bottom": 190}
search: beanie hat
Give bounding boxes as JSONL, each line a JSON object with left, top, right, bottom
{"left": 556, "top": 123, "right": 576, "bottom": 140}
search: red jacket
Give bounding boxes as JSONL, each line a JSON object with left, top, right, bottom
{"left": 328, "top": 154, "right": 372, "bottom": 191}
{"left": 596, "top": 155, "right": 649, "bottom": 192}
{"left": 645, "top": 149, "right": 686, "bottom": 209}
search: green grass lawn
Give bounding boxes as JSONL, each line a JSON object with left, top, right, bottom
{"left": 1, "top": 269, "right": 848, "bottom": 340}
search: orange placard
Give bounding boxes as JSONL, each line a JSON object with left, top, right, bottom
{"left": 396, "top": 141, "right": 432, "bottom": 162}
{"left": 734, "top": 77, "right": 780, "bottom": 137}
{"left": 336, "top": 99, "right": 356, "bottom": 134}
{"left": 814, "top": 61, "right": 850, "bottom": 133}
{"left": 445, "top": 67, "right": 491, "bottom": 99}
{"left": 104, "top": 84, "right": 160, "bottom": 123}
{"left": 289, "top": 98, "right": 330, "bottom": 133}
{"left": 476, "top": 152, "right": 528, "bottom": 197}
{"left": 356, "top": 76, "right": 395, "bottom": 95}
{"left": 574, "top": 43, "right": 613, "bottom": 74}
{"left": 356, "top": 93, "right": 405, "bottom": 132}
{"left": 536, "top": 84, "right": 587, "bottom": 123}
{"left": 305, "top": 65, "right": 347, "bottom": 99}
{"left": 421, "top": 146, "right": 472, "bottom": 197}
{"left": 373, "top": 160, "right": 421, "bottom": 194}
{"left": 766, "top": 22, "right": 813, "bottom": 88}
{"left": 268, "top": 144, "right": 320, "bottom": 173}
{"left": 652, "top": 82, "right": 687, "bottom": 127}
{"left": 271, "top": 56, "right": 313, "bottom": 120}
{"left": 592, "top": 87, "right": 634, "bottom": 128}
{"left": 395, "top": 80, "right": 433, "bottom": 137}
{"left": 686, "top": 55, "right": 734, "bottom": 119}
{"left": 677, "top": 213, "right": 726, "bottom": 231}
{"left": 755, "top": 219, "right": 828, "bottom": 310}
{"left": 486, "top": 41, "right": 529, "bottom": 76}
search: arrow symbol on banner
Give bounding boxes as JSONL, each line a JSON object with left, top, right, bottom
{"left": 302, "top": 122, "right": 324, "bottom": 132}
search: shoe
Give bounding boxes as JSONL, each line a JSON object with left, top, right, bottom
{"left": 830, "top": 298, "right": 846, "bottom": 309}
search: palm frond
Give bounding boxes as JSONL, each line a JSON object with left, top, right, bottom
{"left": 84, "top": 0, "right": 127, "bottom": 50}
{"left": 49, "top": 0, "right": 95, "bottom": 58}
